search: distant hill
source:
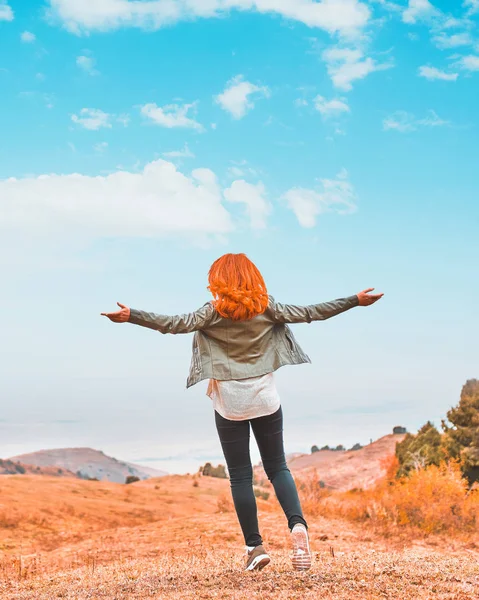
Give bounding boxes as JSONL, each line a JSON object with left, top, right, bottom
{"left": 8, "top": 448, "right": 168, "bottom": 483}
{"left": 256, "top": 434, "right": 407, "bottom": 491}
{"left": 0, "top": 458, "right": 77, "bottom": 477}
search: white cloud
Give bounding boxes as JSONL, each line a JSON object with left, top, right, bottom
{"left": 370, "top": 0, "right": 402, "bottom": 11}
{"left": 47, "top": 0, "right": 370, "bottom": 37}
{"left": 224, "top": 180, "right": 271, "bottom": 229}
{"left": 0, "top": 2, "right": 13, "bottom": 21}
{"left": 140, "top": 102, "right": 204, "bottom": 131}
{"left": 282, "top": 169, "right": 356, "bottom": 228}
{"left": 0, "top": 160, "right": 234, "bottom": 239}
{"left": 314, "top": 95, "right": 350, "bottom": 117}
{"left": 36, "top": 72, "right": 45, "bottom": 81}
{"left": 457, "top": 55, "right": 479, "bottom": 71}
{"left": 294, "top": 98, "right": 309, "bottom": 108}
{"left": 463, "top": 0, "right": 479, "bottom": 15}
{"left": 71, "top": 108, "right": 112, "bottom": 130}
{"left": 383, "top": 109, "right": 449, "bottom": 132}
{"left": 322, "top": 47, "right": 392, "bottom": 91}
{"left": 432, "top": 32, "right": 472, "bottom": 49}
{"left": 383, "top": 112, "right": 416, "bottom": 132}
{"left": 18, "top": 91, "right": 55, "bottom": 109}
{"left": 163, "top": 143, "right": 195, "bottom": 158}
{"left": 418, "top": 65, "right": 458, "bottom": 81}
{"left": 227, "top": 160, "right": 260, "bottom": 180}
{"left": 21, "top": 31, "right": 36, "bottom": 43}
{"left": 416, "top": 110, "right": 449, "bottom": 127}
{"left": 93, "top": 142, "right": 108, "bottom": 153}
{"left": 402, "top": 0, "right": 438, "bottom": 24}
{"left": 117, "top": 114, "right": 130, "bottom": 127}
{"left": 44, "top": 94, "right": 55, "bottom": 109}
{"left": 76, "top": 54, "right": 99, "bottom": 75}
{"left": 214, "top": 75, "right": 269, "bottom": 119}
{"left": 228, "top": 166, "right": 245, "bottom": 178}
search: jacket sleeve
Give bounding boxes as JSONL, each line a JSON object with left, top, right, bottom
{"left": 127, "top": 302, "right": 215, "bottom": 334}
{"left": 272, "top": 295, "right": 359, "bottom": 324}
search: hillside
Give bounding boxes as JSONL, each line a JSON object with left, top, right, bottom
{"left": 8, "top": 447, "right": 167, "bottom": 483}
{"left": 0, "top": 458, "right": 77, "bottom": 477}
{"left": 0, "top": 474, "right": 477, "bottom": 600}
{"left": 257, "top": 434, "right": 406, "bottom": 491}
{"left": 0, "top": 473, "right": 236, "bottom": 555}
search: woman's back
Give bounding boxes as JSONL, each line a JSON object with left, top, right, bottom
{"left": 200, "top": 296, "right": 278, "bottom": 365}
{"left": 188, "top": 294, "right": 359, "bottom": 388}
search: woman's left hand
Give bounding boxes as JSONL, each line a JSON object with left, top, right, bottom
{"left": 101, "top": 302, "right": 131, "bottom": 322}
{"left": 356, "top": 288, "right": 384, "bottom": 306}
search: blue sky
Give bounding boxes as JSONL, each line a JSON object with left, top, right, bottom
{"left": 0, "top": 0, "right": 478, "bottom": 473}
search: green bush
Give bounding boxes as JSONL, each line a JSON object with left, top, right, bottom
{"left": 396, "top": 421, "right": 442, "bottom": 477}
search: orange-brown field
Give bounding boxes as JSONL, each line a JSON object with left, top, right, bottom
{"left": 1, "top": 474, "right": 478, "bottom": 599}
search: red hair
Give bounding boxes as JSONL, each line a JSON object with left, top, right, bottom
{"left": 207, "top": 253, "right": 269, "bottom": 321}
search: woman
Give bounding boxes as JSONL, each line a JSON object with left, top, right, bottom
{"left": 101, "top": 253, "right": 383, "bottom": 572}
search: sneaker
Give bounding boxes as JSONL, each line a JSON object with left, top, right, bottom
{"left": 245, "top": 544, "right": 271, "bottom": 571}
{"left": 291, "top": 524, "right": 312, "bottom": 571}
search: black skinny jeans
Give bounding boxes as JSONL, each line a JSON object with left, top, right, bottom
{"left": 215, "top": 405, "right": 307, "bottom": 548}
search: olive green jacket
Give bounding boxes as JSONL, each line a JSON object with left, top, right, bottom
{"left": 128, "top": 294, "right": 360, "bottom": 388}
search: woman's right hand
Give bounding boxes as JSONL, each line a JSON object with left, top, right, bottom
{"left": 101, "top": 302, "right": 131, "bottom": 322}
{"left": 356, "top": 288, "right": 384, "bottom": 306}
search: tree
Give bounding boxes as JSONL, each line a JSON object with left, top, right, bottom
{"left": 200, "top": 463, "right": 227, "bottom": 479}
{"left": 442, "top": 378, "right": 479, "bottom": 485}
{"left": 125, "top": 475, "right": 140, "bottom": 484}
{"left": 349, "top": 443, "right": 363, "bottom": 451}
{"left": 396, "top": 421, "right": 442, "bottom": 477}
{"left": 311, "top": 445, "right": 320, "bottom": 453}
{"left": 201, "top": 462, "right": 212, "bottom": 476}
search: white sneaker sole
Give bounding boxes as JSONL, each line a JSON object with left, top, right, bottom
{"left": 291, "top": 526, "right": 312, "bottom": 571}
{"left": 245, "top": 553, "right": 271, "bottom": 571}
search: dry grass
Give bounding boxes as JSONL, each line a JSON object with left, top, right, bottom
{"left": 0, "top": 474, "right": 232, "bottom": 554}
{"left": 296, "top": 460, "right": 479, "bottom": 538}
{"left": 1, "top": 472, "right": 478, "bottom": 599}
{"left": 3, "top": 545, "right": 479, "bottom": 599}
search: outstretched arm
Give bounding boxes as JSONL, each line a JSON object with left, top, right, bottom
{"left": 272, "top": 288, "right": 383, "bottom": 324}
{"left": 101, "top": 301, "right": 216, "bottom": 334}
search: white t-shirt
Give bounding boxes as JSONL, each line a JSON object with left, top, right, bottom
{"left": 207, "top": 373, "right": 281, "bottom": 421}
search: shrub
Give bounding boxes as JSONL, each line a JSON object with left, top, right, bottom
{"left": 295, "top": 470, "right": 331, "bottom": 516}
{"left": 253, "top": 487, "right": 270, "bottom": 501}
{"left": 216, "top": 493, "right": 233, "bottom": 513}
{"left": 125, "top": 475, "right": 140, "bottom": 485}
{"left": 199, "top": 463, "right": 227, "bottom": 479}
{"left": 297, "top": 461, "right": 479, "bottom": 535}
{"left": 396, "top": 421, "right": 443, "bottom": 477}
{"left": 349, "top": 443, "right": 363, "bottom": 451}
